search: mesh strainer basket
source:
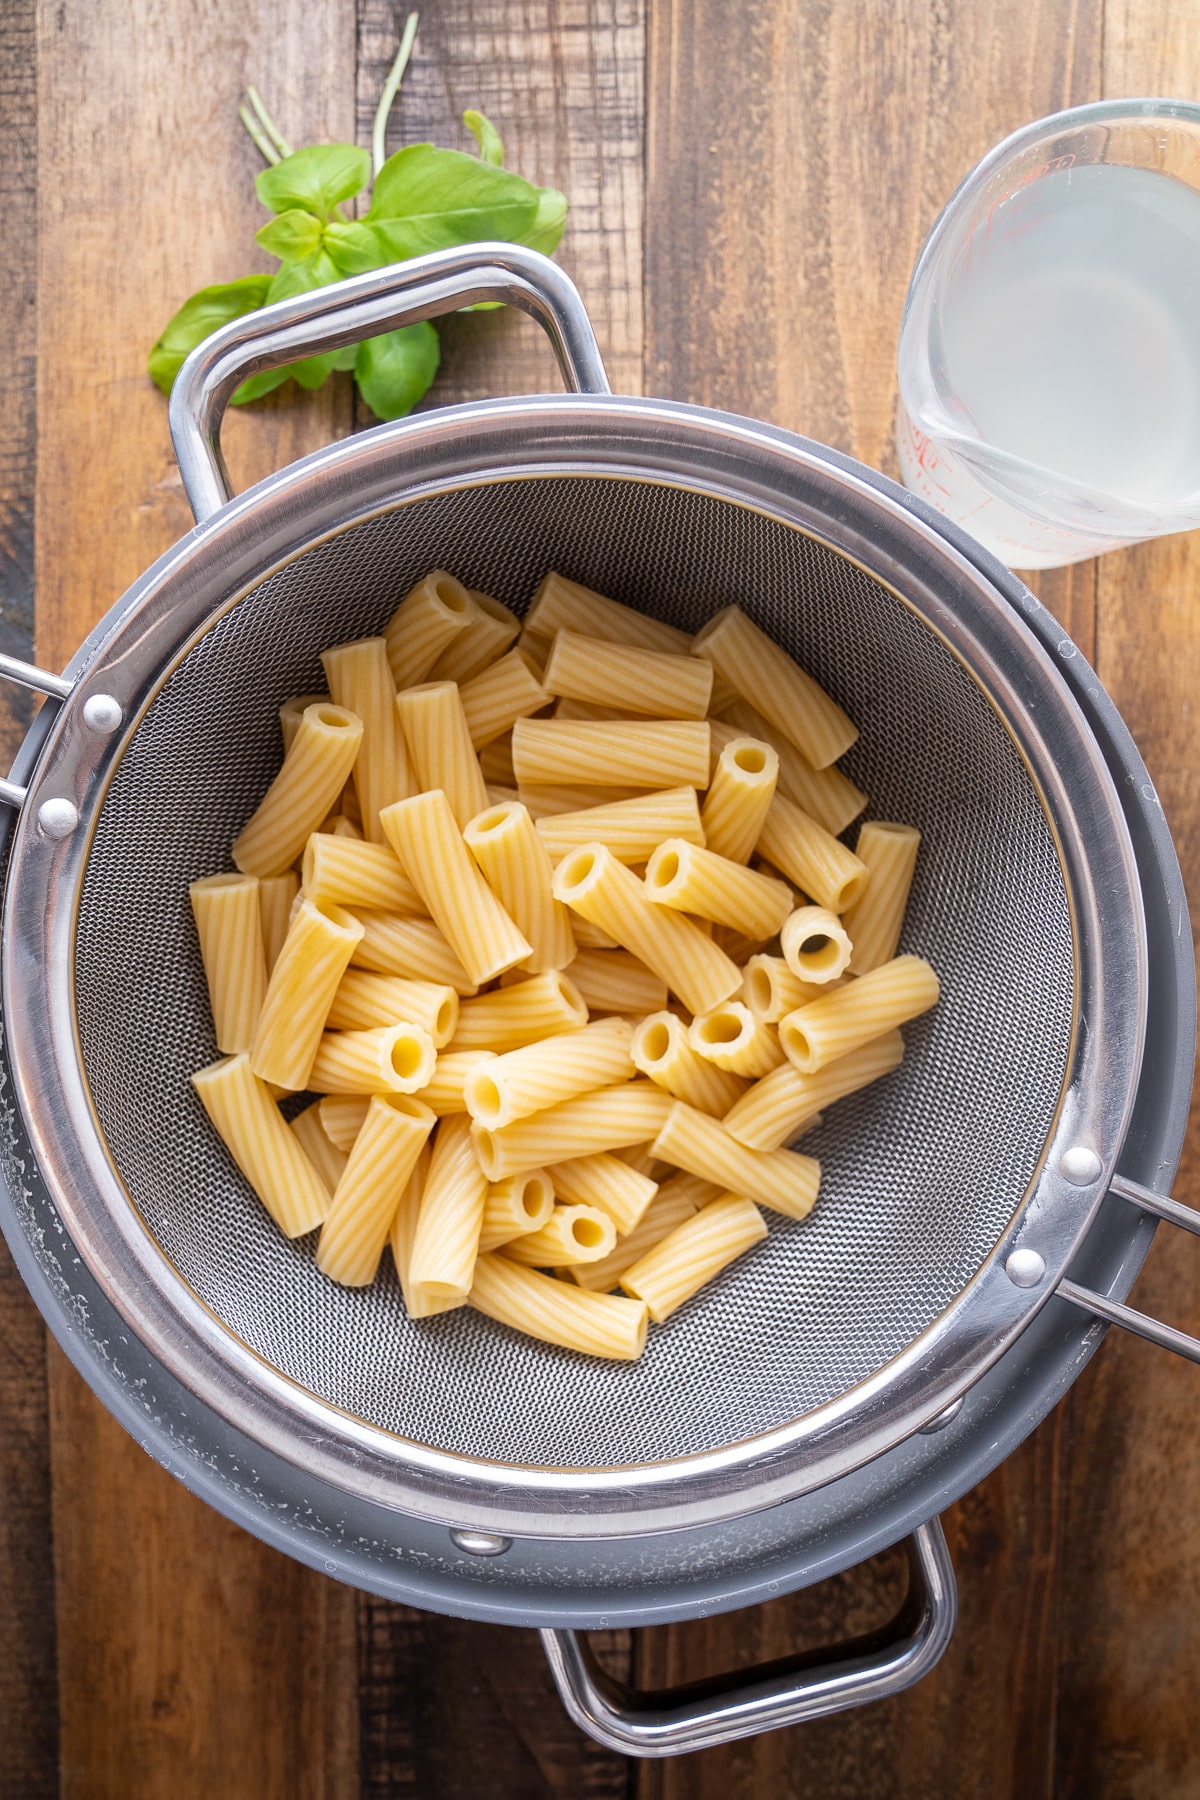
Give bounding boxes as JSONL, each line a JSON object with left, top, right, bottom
{"left": 1, "top": 247, "right": 1196, "bottom": 1756}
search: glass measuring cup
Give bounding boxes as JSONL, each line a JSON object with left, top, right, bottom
{"left": 896, "top": 99, "right": 1200, "bottom": 568}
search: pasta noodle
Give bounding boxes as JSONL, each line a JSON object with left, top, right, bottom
{"left": 524, "top": 570, "right": 692, "bottom": 656}
{"left": 619, "top": 1193, "right": 767, "bottom": 1321}
{"left": 546, "top": 1151, "right": 657, "bottom": 1235}
{"left": 308, "top": 1022, "right": 437, "bottom": 1095}
{"left": 450, "top": 970, "right": 587, "bottom": 1052}
{"left": 289, "top": 1102, "right": 350, "bottom": 1195}
{"left": 502, "top": 1203, "right": 617, "bottom": 1266}
{"left": 318, "top": 1094, "right": 369, "bottom": 1154}
{"left": 233, "top": 703, "right": 363, "bottom": 878}
{"left": 388, "top": 1141, "right": 432, "bottom": 1314}
{"left": 464, "top": 1016, "right": 634, "bottom": 1127}
{"left": 630, "top": 1011, "right": 748, "bottom": 1115}
{"left": 700, "top": 736, "right": 780, "bottom": 863}
{"left": 757, "top": 792, "right": 870, "bottom": 914}
{"left": 568, "top": 1176, "right": 711, "bottom": 1292}
{"left": 394, "top": 681, "right": 489, "bottom": 829}
{"left": 384, "top": 570, "right": 477, "bottom": 690}
{"left": 251, "top": 898, "right": 364, "bottom": 1090}
{"left": 718, "top": 697, "right": 867, "bottom": 838}
{"left": 780, "top": 906, "right": 853, "bottom": 984}
{"left": 535, "top": 788, "right": 705, "bottom": 866}
{"left": 407, "top": 1115, "right": 489, "bottom": 1315}
{"left": 723, "top": 1029, "right": 905, "bottom": 1151}
{"left": 381, "top": 788, "right": 532, "bottom": 985}
{"left": 303, "top": 832, "right": 424, "bottom": 916}
{"left": 542, "top": 630, "right": 714, "bottom": 719}
{"left": 416, "top": 1050, "right": 497, "bottom": 1115}
{"left": 326, "top": 969, "right": 459, "bottom": 1045}
{"left": 644, "top": 839, "right": 794, "bottom": 939}
{"left": 316, "top": 1094, "right": 436, "bottom": 1287}
{"left": 472, "top": 1081, "right": 674, "bottom": 1180}
{"left": 512, "top": 719, "right": 711, "bottom": 790}
{"left": 743, "top": 954, "right": 825, "bottom": 1023}
{"left": 463, "top": 802, "right": 576, "bottom": 973}
{"left": 651, "top": 1100, "right": 821, "bottom": 1219}
{"left": 189, "top": 872, "right": 267, "bottom": 1055}
{"left": 477, "top": 1170, "right": 556, "bottom": 1253}
{"left": 691, "top": 604, "right": 857, "bottom": 769}
{"left": 688, "top": 1003, "right": 786, "bottom": 1078}
{"left": 841, "top": 821, "right": 922, "bottom": 973}
{"left": 279, "top": 693, "right": 326, "bottom": 753}
{"left": 321, "top": 636, "right": 411, "bottom": 841}
{"left": 779, "top": 955, "right": 939, "bottom": 1074}
{"left": 564, "top": 948, "right": 668, "bottom": 1015}
{"left": 258, "top": 870, "right": 299, "bottom": 974}
{"left": 469, "top": 1253, "right": 649, "bottom": 1360}
{"left": 192, "top": 1054, "right": 330, "bottom": 1237}
{"left": 348, "top": 909, "right": 477, "bottom": 994}
{"left": 458, "top": 648, "right": 550, "bottom": 748}
{"left": 552, "top": 843, "right": 742, "bottom": 1016}
{"left": 428, "top": 588, "right": 521, "bottom": 684}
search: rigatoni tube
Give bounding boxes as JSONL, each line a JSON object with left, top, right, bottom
{"left": 780, "top": 906, "right": 853, "bottom": 984}
{"left": 450, "top": 970, "right": 587, "bottom": 1052}
{"left": 348, "top": 910, "right": 476, "bottom": 994}
{"left": 394, "top": 681, "right": 489, "bottom": 829}
{"left": 407, "top": 1115, "right": 489, "bottom": 1316}
{"left": 652, "top": 1101, "right": 821, "bottom": 1219}
{"left": 779, "top": 955, "right": 939, "bottom": 1074}
{"left": 415, "top": 1051, "right": 497, "bottom": 1116}
{"left": 620, "top": 1194, "right": 767, "bottom": 1321}
{"left": 841, "top": 822, "right": 922, "bottom": 973}
{"left": 472, "top": 1081, "right": 673, "bottom": 1180}
{"left": 743, "top": 954, "right": 825, "bottom": 1023}
{"left": 258, "top": 870, "right": 299, "bottom": 974}
{"left": 691, "top": 605, "right": 857, "bottom": 769}
{"left": 381, "top": 788, "right": 532, "bottom": 985}
{"left": 512, "top": 719, "right": 711, "bottom": 790}
{"left": 189, "top": 873, "right": 267, "bottom": 1054}
{"left": 289, "top": 1102, "right": 350, "bottom": 1195}
{"left": 326, "top": 969, "right": 459, "bottom": 1045}
{"left": 192, "top": 1054, "right": 330, "bottom": 1238}
{"left": 429, "top": 589, "right": 521, "bottom": 684}
{"left": 524, "top": 571, "right": 691, "bottom": 655}
{"left": 569, "top": 1177, "right": 708, "bottom": 1292}
{"left": 502, "top": 1203, "right": 617, "bottom": 1267}
{"left": 458, "top": 648, "right": 550, "bottom": 748}
{"left": 535, "top": 788, "right": 705, "bottom": 867}
{"left": 477, "top": 1171, "right": 556, "bottom": 1252}
{"left": 321, "top": 636, "right": 410, "bottom": 841}
{"left": 308, "top": 1022, "right": 437, "bottom": 1095}
{"left": 724, "top": 1029, "right": 905, "bottom": 1150}
{"left": 464, "top": 1016, "right": 634, "bottom": 1127}
{"left": 701, "top": 736, "right": 780, "bottom": 863}
{"left": 251, "top": 898, "right": 364, "bottom": 1090}
{"left": 542, "top": 630, "right": 714, "bottom": 719}
{"left": 469, "top": 1253, "right": 649, "bottom": 1361}
{"left": 463, "top": 801, "right": 575, "bottom": 972}
{"left": 316, "top": 1094, "right": 436, "bottom": 1287}
{"left": 757, "top": 792, "right": 869, "bottom": 914}
{"left": 233, "top": 703, "right": 363, "bottom": 877}
{"left": 719, "top": 697, "right": 867, "bottom": 838}
{"left": 546, "top": 1150, "right": 657, "bottom": 1234}
{"left": 565, "top": 948, "right": 668, "bottom": 1016}
{"left": 302, "top": 832, "right": 423, "bottom": 916}
{"left": 645, "top": 839, "right": 793, "bottom": 940}
{"left": 688, "top": 1003, "right": 785, "bottom": 1079}
{"left": 630, "top": 1012, "right": 748, "bottom": 1116}
{"left": 384, "top": 570, "right": 477, "bottom": 690}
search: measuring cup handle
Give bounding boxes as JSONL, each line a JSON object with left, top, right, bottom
{"left": 539, "top": 1518, "right": 957, "bottom": 1758}
{"left": 168, "top": 243, "right": 612, "bottom": 525}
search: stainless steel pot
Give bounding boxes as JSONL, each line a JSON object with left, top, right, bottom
{"left": 0, "top": 246, "right": 1195, "bottom": 1757}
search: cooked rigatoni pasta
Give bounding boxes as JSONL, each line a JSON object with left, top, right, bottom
{"left": 329, "top": 815, "right": 364, "bottom": 840}
{"left": 565, "top": 948, "right": 668, "bottom": 1015}
{"left": 518, "top": 781, "right": 646, "bottom": 819}
{"left": 547, "top": 1150, "right": 656, "bottom": 1235}
{"left": 309, "top": 1022, "right": 437, "bottom": 1095}
{"left": 652, "top": 1101, "right": 821, "bottom": 1219}
{"left": 394, "top": 681, "right": 489, "bottom": 829}
{"left": 743, "top": 954, "right": 825, "bottom": 1024}
{"left": 620, "top": 1194, "right": 767, "bottom": 1321}
{"left": 458, "top": 649, "right": 550, "bottom": 748}
{"left": 477, "top": 1170, "right": 556, "bottom": 1252}
{"left": 568, "top": 915, "right": 620, "bottom": 951}
{"left": 416, "top": 1050, "right": 497, "bottom": 1116}
{"left": 463, "top": 802, "right": 576, "bottom": 972}
{"left": 569, "top": 1179, "right": 707, "bottom": 1292}
{"left": 841, "top": 822, "right": 922, "bottom": 973}
{"left": 258, "top": 870, "right": 299, "bottom": 974}
{"left": 478, "top": 732, "right": 517, "bottom": 789}
{"left": 321, "top": 637, "right": 411, "bottom": 841}
{"left": 472, "top": 1081, "right": 674, "bottom": 1180}
{"left": 381, "top": 789, "right": 532, "bottom": 985}
{"left": 645, "top": 840, "right": 793, "bottom": 940}
{"left": 190, "top": 873, "right": 267, "bottom": 1054}
{"left": 552, "top": 843, "right": 742, "bottom": 1016}
{"left": 723, "top": 1029, "right": 905, "bottom": 1151}
{"left": 388, "top": 1141, "right": 432, "bottom": 1314}
{"left": 535, "top": 788, "right": 705, "bottom": 866}
{"left": 630, "top": 1012, "right": 748, "bottom": 1116}
{"left": 429, "top": 589, "right": 521, "bottom": 684}
{"left": 384, "top": 570, "right": 477, "bottom": 690}
{"left": 512, "top": 719, "right": 711, "bottom": 790}
{"left": 318, "top": 1094, "right": 370, "bottom": 1154}
{"left": 469, "top": 1253, "right": 649, "bottom": 1360}
{"left": 701, "top": 737, "right": 780, "bottom": 863}
{"left": 757, "top": 792, "right": 870, "bottom": 914}
{"left": 502, "top": 1203, "right": 617, "bottom": 1267}
{"left": 542, "top": 630, "right": 714, "bottom": 720}
{"left": 525, "top": 570, "right": 692, "bottom": 656}
{"left": 407, "top": 1115, "right": 489, "bottom": 1315}
{"left": 779, "top": 955, "right": 939, "bottom": 1074}
{"left": 464, "top": 1016, "right": 634, "bottom": 1127}
{"left": 193, "top": 1054, "right": 330, "bottom": 1237}
{"left": 303, "top": 832, "right": 423, "bottom": 916}
{"left": 279, "top": 692, "right": 327, "bottom": 752}
{"left": 692, "top": 605, "right": 857, "bottom": 769}
{"left": 233, "top": 703, "right": 364, "bottom": 878}
{"left": 326, "top": 969, "right": 459, "bottom": 1045}
{"left": 316, "top": 1095, "right": 436, "bottom": 1286}
{"left": 450, "top": 970, "right": 587, "bottom": 1052}
{"left": 349, "top": 909, "right": 477, "bottom": 993}
{"left": 553, "top": 697, "right": 638, "bottom": 721}
{"left": 719, "top": 697, "right": 867, "bottom": 838}
{"left": 688, "top": 1003, "right": 786, "bottom": 1079}
{"left": 290, "top": 1101, "right": 350, "bottom": 1195}
{"left": 251, "top": 897, "right": 364, "bottom": 1090}
{"left": 780, "top": 906, "right": 853, "bottom": 984}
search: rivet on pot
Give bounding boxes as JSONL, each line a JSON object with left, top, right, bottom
{"left": 1059, "top": 1145, "right": 1103, "bottom": 1187}
{"left": 450, "top": 1528, "right": 513, "bottom": 1557}
{"left": 1005, "top": 1248, "right": 1046, "bottom": 1289}
{"left": 37, "top": 798, "right": 79, "bottom": 840}
{"left": 919, "top": 1395, "right": 965, "bottom": 1434}
{"left": 82, "top": 693, "right": 123, "bottom": 734}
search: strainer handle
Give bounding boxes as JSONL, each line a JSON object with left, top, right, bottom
{"left": 168, "top": 244, "right": 612, "bottom": 524}
{"left": 1058, "top": 1172, "right": 1200, "bottom": 1365}
{"left": 539, "top": 1517, "right": 956, "bottom": 1758}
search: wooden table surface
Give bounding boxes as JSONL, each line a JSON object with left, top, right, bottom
{"left": 2, "top": 1, "right": 1199, "bottom": 1794}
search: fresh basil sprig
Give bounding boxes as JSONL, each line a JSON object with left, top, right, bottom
{"left": 147, "top": 14, "right": 567, "bottom": 422}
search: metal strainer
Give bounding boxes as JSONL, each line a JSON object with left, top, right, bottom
{"left": 2, "top": 247, "right": 1197, "bottom": 1755}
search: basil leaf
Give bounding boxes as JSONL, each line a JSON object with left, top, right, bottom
{"left": 231, "top": 254, "right": 342, "bottom": 404}
{"left": 367, "top": 144, "right": 538, "bottom": 253}
{"left": 330, "top": 344, "right": 360, "bottom": 372}
{"left": 323, "top": 219, "right": 392, "bottom": 277}
{"left": 354, "top": 321, "right": 441, "bottom": 421}
{"left": 265, "top": 251, "right": 343, "bottom": 304}
{"left": 517, "top": 186, "right": 568, "bottom": 256}
{"left": 230, "top": 365, "right": 292, "bottom": 405}
{"left": 463, "top": 109, "right": 504, "bottom": 166}
{"left": 256, "top": 143, "right": 370, "bottom": 220}
{"left": 147, "top": 275, "right": 274, "bottom": 395}
{"left": 255, "top": 208, "right": 324, "bottom": 262}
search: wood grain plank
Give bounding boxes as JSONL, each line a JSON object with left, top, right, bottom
{"left": 35, "top": 2, "right": 360, "bottom": 1793}
{"left": 0, "top": 4, "right": 58, "bottom": 1795}
{"left": 641, "top": 1, "right": 1102, "bottom": 1794}
{"left": 351, "top": 8, "right": 644, "bottom": 1793}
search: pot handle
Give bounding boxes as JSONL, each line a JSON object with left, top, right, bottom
{"left": 539, "top": 1516, "right": 956, "bottom": 1758}
{"left": 168, "top": 244, "right": 611, "bottom": 526}
{"left": 1057, "top": 1171, "right": 1200, "bottom": 1364}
